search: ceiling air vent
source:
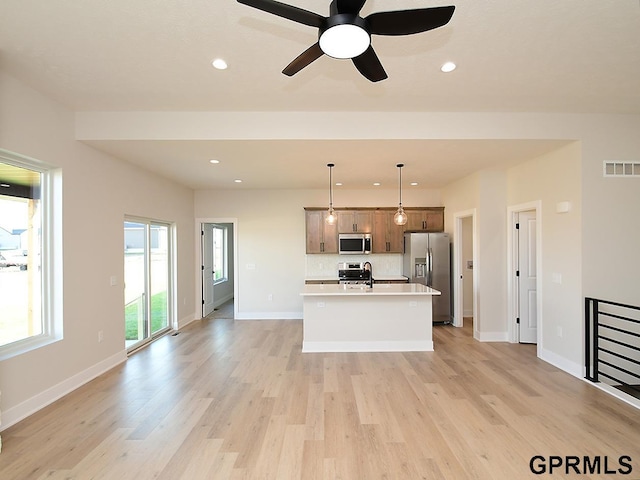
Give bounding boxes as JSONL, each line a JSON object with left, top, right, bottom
{"left": 603, "top": 162, "right": 640, "bottom": 177}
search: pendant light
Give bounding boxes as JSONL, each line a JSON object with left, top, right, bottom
{"left": 326, "top": 163, "right": 337, "bottom": 225}
{"left": 394, "top": 163, "right": 408, "bottom": 226}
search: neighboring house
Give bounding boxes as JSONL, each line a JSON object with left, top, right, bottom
{"left": 0, "top": 226, "right": 24, "bottom": 251}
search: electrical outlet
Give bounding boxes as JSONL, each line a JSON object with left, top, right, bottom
{"left": 98, "top": 330, "right": 104, "bottom": 343}
{"left": 557, "top": 326, "right": 563, "bottom": 338}
{"left": 268, "top": 294, "right": 273, "bottom": 301}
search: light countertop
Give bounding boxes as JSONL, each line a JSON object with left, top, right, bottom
{"left": 301, "top": 283, "right": 441, "bottom": 296}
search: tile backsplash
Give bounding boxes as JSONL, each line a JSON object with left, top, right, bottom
{"left": 306, "top": 254, "right": 403, "bottom": 278}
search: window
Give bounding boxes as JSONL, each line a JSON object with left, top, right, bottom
{"left": 213, "top": 225, "right": 227, "bottom": 283}
{"left": 0, "top": 149, "right": 61, "bottom": 359}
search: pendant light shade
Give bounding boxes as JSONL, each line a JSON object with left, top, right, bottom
{"left": 326, "top": 163, "right": 337, "bottom": 225}
{"left": 394, "top": 163, "right": 408, "bottom": 226}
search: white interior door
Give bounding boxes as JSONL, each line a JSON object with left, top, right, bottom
{"left": 202, "top": 224, "right": 215, "bottom": 317}
{"left": 517, "top": 210, "right": 538, "bottom": 343}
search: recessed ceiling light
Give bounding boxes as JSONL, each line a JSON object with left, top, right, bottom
{"left": 212, "top": 58, "right": 228, "bottom": 70}
{"left": 441, "top": 61, "right": 456, "bottom": 73}
{"left": 411, "top": 182, "right": 418, "bottom": 186}
{"left": 234, "top": 179, "right": 242, "bottom": 183}
{"left": 373, "top": 182, "right": 381, "bottom": 186}
{"left": 209, "top": 159, "right": 220, "bottom": 164}
{"left": 335, "top": 182, "right": 342, "bottom": 186}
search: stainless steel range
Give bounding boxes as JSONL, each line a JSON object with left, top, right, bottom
{"left": 337, "top": 262, "right": 372, "bottom": 285}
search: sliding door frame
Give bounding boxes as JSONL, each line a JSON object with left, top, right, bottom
{"left": 124, "top": 216, "right": 174, "bottom": 353}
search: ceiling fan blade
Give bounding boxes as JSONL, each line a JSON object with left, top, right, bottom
{"left": 282, "top": 43, "right": 324, "bottom": 76}
{"left": 237, "top": 0, "right": 324, "bottom": 28}
{"left": 331, "top": 0, "right": 367, "bottom": 15}
{"left": 352, "top": 46, "right": 388, "bottom": 82}
{"left": 366, "top": 6, "right": 455, "bottom": 36}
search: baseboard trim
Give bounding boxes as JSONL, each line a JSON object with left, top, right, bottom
{"left": 302, "top": 340, "right": 433, "bottom": 353}
{"left": 538, "top": 346, "right": 583, "bottom": 378}
{"left": 1, "top": 350, "right": 127, "bottom": 432}
{"left": 176, "top": 313, "right": 197, "bottom": 330}
{"left": 474, "top": 330, "right": 509, "bottom": 342}
{"left": 587, "top": 382, "right": 640, "bottom": 411}
{"left": 235, "top": 311, "right": 302, "bottom": 320}
{"left": 213, "top": 293, "right": 234, "bottom": 308}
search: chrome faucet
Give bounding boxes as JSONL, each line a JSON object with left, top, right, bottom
{"left": 363, "top": 261, "right": 373, "bottom": 288}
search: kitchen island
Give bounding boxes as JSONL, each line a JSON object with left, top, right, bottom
{"left": 300, "top": 283, "right": 441, "bottom": 353}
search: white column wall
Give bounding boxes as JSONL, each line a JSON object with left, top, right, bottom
{"left": 0, "top": 73, "right": 196, "bottom": 428}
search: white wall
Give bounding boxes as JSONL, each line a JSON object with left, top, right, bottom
{"left": 0, "top": 72, "right": 196, "bottom": 428}
{"left": 442, "top": 170, "right": 509, "bottom": 340}
{"left": 507, "top": 142, "right": 582, "bottom": 373}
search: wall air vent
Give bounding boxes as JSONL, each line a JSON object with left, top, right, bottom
{"left": 603, "top": 162, "right": 640, "bottom": 177}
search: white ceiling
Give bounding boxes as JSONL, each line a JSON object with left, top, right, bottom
{"left": 1, "top": 0, "right": 639, "bottom": 189}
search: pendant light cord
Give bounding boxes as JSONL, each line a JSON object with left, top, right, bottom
{"left": 328, "top": 163, "right": 334, "bottom": 208}
{"left": 397, "top": 163, "right": 404, "bottom": 206}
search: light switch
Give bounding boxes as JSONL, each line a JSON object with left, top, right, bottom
{"left": 110, "top": 275, "right": 117, "bottom": 286}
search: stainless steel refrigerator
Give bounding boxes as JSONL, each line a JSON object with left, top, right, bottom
{"left": 403, "top": 232, "right": 452, "bottom": 324}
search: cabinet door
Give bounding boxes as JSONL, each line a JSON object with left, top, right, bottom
{"left": 372, "top": 211, "right": 389, "bottom": 253}
{"left": 337, "top": 211, "right": 353, "bottom": 233}
{"left": 425, "top": 210, "right": 444, "bottom": 232}
{"left": 387, "top": 220, "right": 404, "bottom": 253}
{"left": 337, "top": 210, "right": 373, "bottom": 233}
{"left": 306, "top": 210, "right": 324, "bottom": 253}
{"left": 353, "top": 211, "right": 373, "bottom": 233}
{"left": 405, "top": 208, "right": 444, "bottom": 232}
{"left": 406, "top": 211, "right": 427, "bottom": 231}
{"left": 323, "top": 217, "right": 338, "bottom": 253}
{"left": 372, "top": 211, "right": 404, "bottom": 253}
{"left": 305, "top": 210, "right": 338, "bottom": 253}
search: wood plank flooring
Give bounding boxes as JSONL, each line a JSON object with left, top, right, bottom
{"left": 2, "top": 309, "right": 640, "bottom": 479}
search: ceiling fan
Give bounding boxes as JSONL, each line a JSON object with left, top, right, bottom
{"left": 236, "top": 0, "right": 455, "bottom": 82}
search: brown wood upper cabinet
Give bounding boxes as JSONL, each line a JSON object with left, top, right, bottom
{"left": 337, "top": 210, "right": 373, "bottom": 233}
{"left": 305, "top": 209, "right": 338, "bottom": 254}
{"left": 305, "top": 207, "right": 444, "bottom": 254}
{"left": 372, "top": 209, "right": 404, "bottom": 253}
{"left": 405, "top": 207, "right": 445, "bottom": 232}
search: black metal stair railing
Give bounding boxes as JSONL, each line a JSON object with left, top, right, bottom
{"left": 585, "top": 297, "right": 640, "bottom": 399}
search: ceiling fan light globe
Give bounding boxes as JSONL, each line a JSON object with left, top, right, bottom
{"left": 319, "top": 24, "right": 370, "bottom": 59}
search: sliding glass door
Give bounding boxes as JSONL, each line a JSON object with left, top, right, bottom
{"left": 124, "top": 219, "right": 171, "bottom": 351}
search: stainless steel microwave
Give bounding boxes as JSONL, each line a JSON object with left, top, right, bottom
{"left": 338, "top": 233, "right": 371, "bottom": 255}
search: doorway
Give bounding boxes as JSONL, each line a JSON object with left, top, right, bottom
{"left": 453, "top": 210, "right": 477, "bottom": 334}
{"left": 198, "top": 220, "right": 237, "bottom": 319}
{"left": 124, "top": 219, "right": 173, "bottom": 351}
{"left": 507, "top": 202, "right": 542, "bottom": 348}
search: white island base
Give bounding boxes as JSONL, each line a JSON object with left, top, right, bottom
{"left": 301, "top": 283, "right": 441, "bottom": 353}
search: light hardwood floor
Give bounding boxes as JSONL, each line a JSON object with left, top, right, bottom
{"left": 1, "top": 311, "right": 640, "bottom": 479}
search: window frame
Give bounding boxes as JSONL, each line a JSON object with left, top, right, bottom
{"left": 212, "top": 225, "right": 228, "bottom": 284}
{"left": 0, "top": 149, "right": 62, "bottom": 361}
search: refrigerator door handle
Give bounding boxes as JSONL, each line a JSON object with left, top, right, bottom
{"left": 427, "top": 248, "right": 433, "bottom": 287}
